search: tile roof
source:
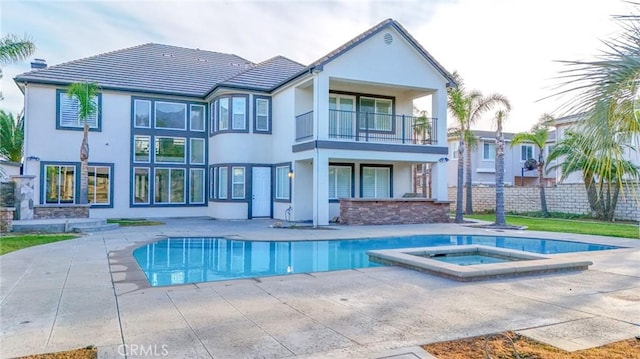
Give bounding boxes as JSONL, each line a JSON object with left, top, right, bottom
{"left": 15, "top": 43, "right": 254, "bottom": 97}
{"left": 217, "top": 56, "right": 305, "bottom": 92}
{"left": 15, "top": 19, "right": 455, "bottom": 96}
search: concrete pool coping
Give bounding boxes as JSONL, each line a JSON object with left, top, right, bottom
{"left": 112, "top": 230, "right": 626, "bottom": 291}
{"left": 1, "top": 218, "right": 639, "bottom": 359}
{"left": 367, "top": 245, "right": 593, "bottom": 281}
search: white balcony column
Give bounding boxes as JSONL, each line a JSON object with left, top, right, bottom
{"left": 312, "top": 151, "right": 329, "bottom": 226}
{"left": 313, "top": 73, "right": 329, "bottom": 140}
{"left": 432, "top": 88, "right": 448, "bottom": 146}
{"left": 430, "top": 161, "right": 448, "bottom": 201}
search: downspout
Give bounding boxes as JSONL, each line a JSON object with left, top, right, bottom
{"left": 313, "top": 67, "right": 320, "bottom": 227}
{"left": 22, "top": 83, "right": 29, "bottom": 176}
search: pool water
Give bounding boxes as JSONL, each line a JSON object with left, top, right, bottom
{"left": 427, "top": 253, "right": 517, "bottom": 266}
{"left": 132, "top": 235, "right": 618, "bottom": 286}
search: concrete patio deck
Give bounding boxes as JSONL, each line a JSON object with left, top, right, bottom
{"left": 1, "top": 218, "right": 638, "bottom": 358}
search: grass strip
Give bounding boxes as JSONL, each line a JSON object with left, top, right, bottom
{"left": 465, "top": 214, "right": 639, "bottom": 239}
{"left": 0, "top": 234, "right": 78, "bottom": 255}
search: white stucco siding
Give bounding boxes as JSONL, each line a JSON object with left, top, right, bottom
{"left": 23, "top": 86, "right": 132, "bottom": 209}
{"left": 208, "top": 202, "right": 248, "bottom": 219}
{"left": 271, "top": 87, "right": 296, "bottom": 164}
{"left": 209, "top": 134, "right": 272, "bottom": 164}
{"left": 322, "top": 28, "right": 448, "bottom": 92}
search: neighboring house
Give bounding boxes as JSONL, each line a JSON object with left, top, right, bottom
{"left": 14, "top": 19, "right": 455, "bottom": 226}
{"left": 554, "top": 113, "right": 640, "bottom": 184}
{"left": 446, "top": 130, "right": 557, "bottom": 187}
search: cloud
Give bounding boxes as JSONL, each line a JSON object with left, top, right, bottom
{"left": 0, "top": 0, "right": 633, "bottom": 133}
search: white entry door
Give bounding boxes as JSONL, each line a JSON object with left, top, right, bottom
{"left": 252, "top": 167, "right": 271, "bottom": 218}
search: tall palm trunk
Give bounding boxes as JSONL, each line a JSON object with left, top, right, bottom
{"left": 79, "top": 123, "right": 90, "bottom": 204}
{"left": 537, "top": 162, "right": 549, "bottom": 216}
{"left": 454, "top": 139, "right": 465, "bottom": 223}
{"left": 464, "top": 136, "right": 473, "bottom": 214}
{"left": 494, "top": 121, "right": 506, "bottom": 226}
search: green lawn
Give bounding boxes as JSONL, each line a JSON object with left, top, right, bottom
{"left": 465, "top": 214, "right": 639, "bottom": 239}
{"left": 0, "top": 234, "right": 78, "bottom": 255}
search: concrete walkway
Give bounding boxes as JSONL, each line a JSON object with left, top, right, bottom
{"left": 1, "top": 218, "right": 638, "bottom": 358}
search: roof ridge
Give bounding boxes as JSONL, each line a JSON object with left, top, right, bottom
{"left": 308, "top": 18, "right": 394, "bottom": 67}
{"left": 148, "top": 43, "right": 252, "bottom": 63}
{"left": 265, "top": 55, "right": 306, "bottom": 68}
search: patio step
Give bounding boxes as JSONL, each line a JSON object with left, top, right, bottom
{"left": 11, "top": 218, "right": 119, "bottom": 234}
{"left": 70, "top": 220, "right": 119, "bottom": 233}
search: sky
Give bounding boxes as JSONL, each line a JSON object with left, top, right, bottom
{"left": 0, "top": 0, "right": 633, "bottom": 132}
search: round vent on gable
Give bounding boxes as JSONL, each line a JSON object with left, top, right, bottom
{"left": 383, "top": 33, "right": 393, "bottom": 45}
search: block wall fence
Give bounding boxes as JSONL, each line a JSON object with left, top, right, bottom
{"left": 447, "top": 183, "right": 639, "bottom": 222}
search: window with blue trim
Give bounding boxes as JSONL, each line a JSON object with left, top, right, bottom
{"left": 130, "top": 97, "right": 207, "bottom": 207}
{"left": 329, "top": 165, "right": 352, "bottom": 200}
{"left": 213, "top": 95, "right": 249, "bottom": 133}
{"left": 88, "top": 165, "right": 112, "bottom": 206}
{"left": 254, "top": 96, "right": 271, "bottom": 133}
{"left": 57, "top": 90, "right": 101, "bottom": 130}
{"left": 42, "top": 162, "right": 113, "bottom": 207}
{"left": 362, "top": 166, "right": 391, "bottom": 198}
{"left": 275, "top": 166, "right": 290, "bottom": 200}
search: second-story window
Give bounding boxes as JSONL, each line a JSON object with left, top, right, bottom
{"left": 155, "top": 102, "right": 187, "bottom": 130}
{"left": 254, "top": 96, "right": 271, "bottom": 133}
{"left": 57, "top": 90, "right": 101, "bottom": 130}
{"left": 360, "top": 97, "right": 392, "bottom": 131}
{"left": 214, "top": 95, "right": 249, "bottom": 132}
{"left": 483, "top": 142, "right": 496, "bottom": 160}
{"left": 521, "top": 144, "right": 534, "bottom": 161}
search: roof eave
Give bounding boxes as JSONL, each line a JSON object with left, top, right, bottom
{"left": 14, "top": 77, "right": 208, "bottom": 99}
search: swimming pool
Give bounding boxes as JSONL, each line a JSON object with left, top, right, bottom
{"left": 132, "top": 235, "right": 618, "bottom": 286}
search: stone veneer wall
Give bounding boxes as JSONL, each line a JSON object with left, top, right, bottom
{"left": 340, "top": 198, "right": 450, "bottom": 225}
{"left": 447, "top": 183, "right": 639, "bottom": 222}
{"left": 34, "top": 205, "right": 90, "bottom": 219}
{"left": 0, "top": 208, "right": 15, "bottom": 233}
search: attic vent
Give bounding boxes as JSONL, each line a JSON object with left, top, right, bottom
{"left": 162, "top": 53, "right": 175, "bottom": 58}
{"left": 383, "top": 33, "right": 393, "bottom": 45}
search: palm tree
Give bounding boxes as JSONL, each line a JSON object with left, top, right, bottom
{"left": 447, "top": 72, "right": 511, "bottom": 217}
{"left": 0, "top": 34, "right": 35, "bottom": 65}
{"left": 550, "top": 9, "right": 640, "bottom": 191}
{"left": 0, "top": 34, "right": 36, "bottom": 101}
{"left": 463, "top": 93, "right": 506, "bottom": 215}
{"left": 447, "top": 73, "right": 467, "bottom": 223}
{"left": 67, "top": 82, "right": 99, "bottom": 204}
{"left": 0, "top": 110, "right": 24, "bottom": 163}
{"left": 510, "top": 116, "right": 553, "bottom": 216}
{"left": 547, "top": 130, "right": 639, "bottom": 221}
{"left": 412, "top": 108, "right": 432, "bottom": 196}
{"left": 493, "top": 109, "right": 508, "bottom": 226}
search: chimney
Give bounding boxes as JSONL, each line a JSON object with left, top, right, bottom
{"left": 30, "top": 58, "right": 47, "bottom": 70}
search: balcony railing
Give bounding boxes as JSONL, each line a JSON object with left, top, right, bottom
{"left": 295, "top": 110, "right": 437, "bottom": 144}
{"left": 329, "top": 110, "right": 437, "bottom": 144}
{"left": 295, "top": 111, "right": 314, "bottom": 141}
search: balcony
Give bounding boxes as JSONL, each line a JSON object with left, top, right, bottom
{"left": 295, "top": 110, "right": 437, "bottom": 144}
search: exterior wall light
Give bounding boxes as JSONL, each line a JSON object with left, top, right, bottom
{"left": 288, "top": 169, "right": 294, "bottom": 179}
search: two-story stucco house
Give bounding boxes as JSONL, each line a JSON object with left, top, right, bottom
{"left": 554, "top": 113, "right": 640, "bottom": 184}
{"left": 446, "top": 130, "right": 557, "bottom": 187}
{"left": 15, "top": 19, "right": 455, "bottom": 226}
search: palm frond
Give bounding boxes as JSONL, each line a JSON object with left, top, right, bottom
{"left": 67, "top": 82, "right": 99, "bottom": 123}
{"left": 0, "top": 34, "right": 36, "bottom": 65}
{"left": 0, "top": 110, "right": 24, "bottom": 162}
